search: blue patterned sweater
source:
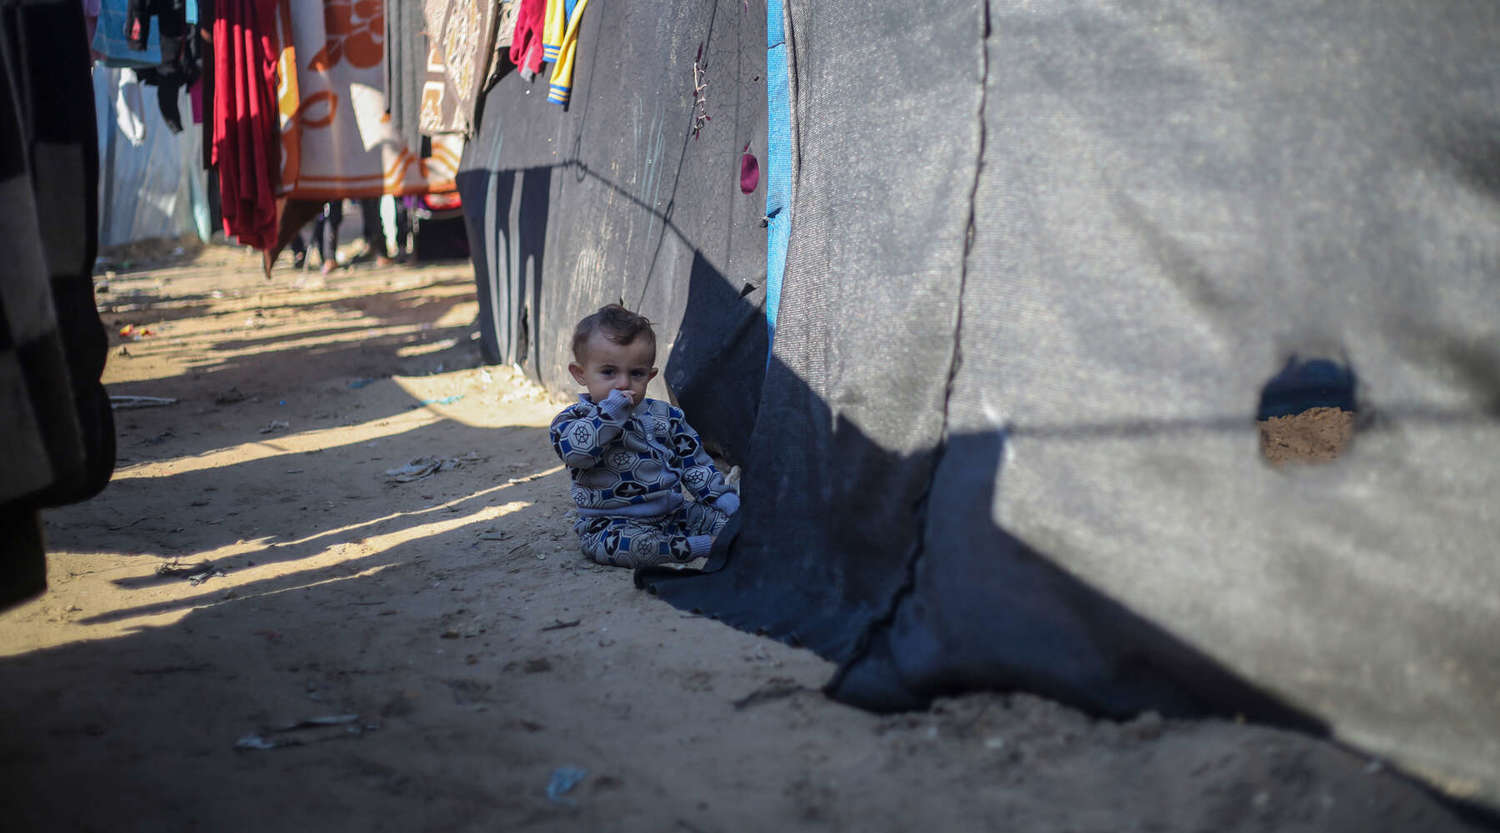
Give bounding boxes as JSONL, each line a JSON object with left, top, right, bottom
{"left": 550, "top": 394, "right": 738, "bottom": 517}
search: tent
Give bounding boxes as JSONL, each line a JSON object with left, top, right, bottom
{"left": 459, "top": 0, "right": 1500, "bottom": 812}
{"left": 92, "top": 67, "right": 212, "bottom": 249}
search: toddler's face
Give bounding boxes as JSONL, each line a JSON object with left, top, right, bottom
{"left": 569, "top": 331, "right": 658, "bottom": 407}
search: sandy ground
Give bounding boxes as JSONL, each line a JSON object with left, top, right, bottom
{"left": 0, "top": 246, "right": 1488, "bottom": 832}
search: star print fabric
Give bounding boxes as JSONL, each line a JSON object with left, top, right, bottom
{"left": 550, "top": 396, "right": 737, "bottom": 566}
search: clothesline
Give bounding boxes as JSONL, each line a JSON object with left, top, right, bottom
{"left": 84, "top": 0, "right": 595, "bottom": 255}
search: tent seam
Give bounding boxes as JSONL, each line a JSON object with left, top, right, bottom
{"left": 825, "top": 0, "right": 992, "bottom": 703}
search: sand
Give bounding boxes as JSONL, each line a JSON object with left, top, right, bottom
{"left": 1259, "top": 407, "right": 1357, "bottom": 465}
{"left": 0, "top": 247, "right": 1485, "bottom": 832}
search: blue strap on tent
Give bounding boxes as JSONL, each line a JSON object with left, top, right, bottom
{"left": 764, "top": 0, "right": 792, "bottom": 356}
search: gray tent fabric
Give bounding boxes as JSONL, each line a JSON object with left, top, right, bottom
{"left": 458, "top": 0, "right": 769, "bottom": 463}
{"left": 646, "top": 0, "right": 986, "bottom": 661}
{"left": 932, "top": 0, "right": 1500, "bottom": 801}
{"left": 642, "top": 0, "right": 1500, "bottom": 812}
{"left": 457, "top": 0, "right": 1500, "bottom": 812}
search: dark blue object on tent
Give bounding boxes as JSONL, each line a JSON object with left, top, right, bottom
{"left": 1257, "top": 357, "right": 1357, "bottom": 420}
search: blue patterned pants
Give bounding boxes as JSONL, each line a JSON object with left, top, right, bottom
{"left": 573, "top": 502, "right": 730, "bottom": 568}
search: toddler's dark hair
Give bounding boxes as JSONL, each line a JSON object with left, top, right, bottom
{"left": 572, "top": 304, "right": 656, "bottom": 361}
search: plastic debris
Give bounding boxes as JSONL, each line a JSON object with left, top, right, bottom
{"left": 235, "top": 714, "right": 372, "bottom": 751}
{"left": 383, "top": 457, "right": 442, "bottom": 482}
{"left": 279, "top": 714, "right": 362, "bottom": 729}
{"left": 190, "top": 567, "right": 225, "bottom": 585}
{"left": 348, "top": 377, "right": 376, "bottom": 389}
{"left": 260, "top": 420, "right": 290, "bottom": 434}
{"left": 110, "top": 395, "right": 178, "bottom": 409}
{"left": 156, "top": 559, "right": 226, "bottom": 585}
{"left": 414, "top": 394, "right": 464, "bottom": 407}
{"left": 732, "top": 678, "right": 804, "bottom": 710}
{"left": 118, "top": 324, "right": 155, "bottom": 340}
{"left": 383, "top": 451, "right": 485, "bottom": 483}
{"left": 546, "top": 766, "right": 589, "bottom": 805}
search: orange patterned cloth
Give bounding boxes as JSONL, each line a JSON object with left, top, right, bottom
{"left": 273, "top": 0, "right": 460, "bottom": 199}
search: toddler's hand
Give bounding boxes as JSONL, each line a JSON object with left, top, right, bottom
{"left": 605, "top": 388, "right": 635, "bottom": 406}
{"left": 599, "top": 388, "right": 635, "bottom": 418}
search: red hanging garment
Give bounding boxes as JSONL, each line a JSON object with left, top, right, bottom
{"left": 509, "top": 0, "right": 546, "bottom": 80}
{"left": 213, "top": 0, "right": 280, "bottom": 250}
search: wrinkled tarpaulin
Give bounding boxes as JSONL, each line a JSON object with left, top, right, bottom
{"left": 1, "top": 0, "right": 114, "bottom": 608}
{"left": 457, "top": 0, "right": 769, "bottom": 465}
{"left": 93, "top": 67, "right": 212, "bottom": 247}
{"left": 640, "top": 0, "right": 1500, "bottom": 813}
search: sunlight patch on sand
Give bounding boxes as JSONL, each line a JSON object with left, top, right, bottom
{"left": 111, "top": 407, "right": 447, "bottom": 481}
{"left": 275, "top": 494, "right": 538, "bottom": 550}
{"left": 0, "top": 488, "right": 553, "bottom": 654}
{"left": 396, "top": 337, "right": 461, "bottom": 357}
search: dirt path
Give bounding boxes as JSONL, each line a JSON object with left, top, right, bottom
{"left": 0, "top": 247, "right": 1484, "bottom": 832}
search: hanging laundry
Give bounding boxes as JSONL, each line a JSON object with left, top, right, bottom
{"left": 92, "top": 0, "right": 161, "bottom": 67}
{"left": 188, "top": 76, "right": 203, "bottom": 123}
{"left": 83, "top": 0, "right": 101, "bottom": 55}
{"left": 508, "top": 0, "right": 544, "bottom": 80}
{"left": 133, "top": 15, "right": 203, "bottom": 133}
{"left": 212, "top": 0, "right": 280, "bottom": 249}
{"left": 539, "top": 0, "right": 574, "bottom": 63}
{"left": 541, "top": 0, "right": 588, "bottom": 106}
{"left": 418, "top": 40, "right": 464, "bottom": 136}
{"left": 274, "top": 0, "right": 460, "bottom": 200}
{"left": 384, "top": 0, "right": 426, "bottom": 153}
{"left": 483, "top": 0, "right": 518, "bottom": 91}
{"left": 268, "top": 0, "right": 460, "bottom": 270}
{"left": 197, "top": 13, "right": 214, "bottom": 168}
{"left": 419, "top": 0, "right": 500, "bottom": 136}
{"left": 125, "top": 0, "right": 187, "bottom": 58}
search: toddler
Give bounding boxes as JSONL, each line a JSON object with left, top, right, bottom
{"left": 550, "top": 304, "right": 739, "bottom": 567}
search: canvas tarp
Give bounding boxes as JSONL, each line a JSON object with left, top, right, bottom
{"left": 93, "top": 68, "right": 211, "bottom": 248}
{"left": 461, "top": 0, "right": 1500, "bottom": 811}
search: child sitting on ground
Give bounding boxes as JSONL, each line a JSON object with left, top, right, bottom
{"left": 550, "top": 304, "right": 740, "bottom": 567}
